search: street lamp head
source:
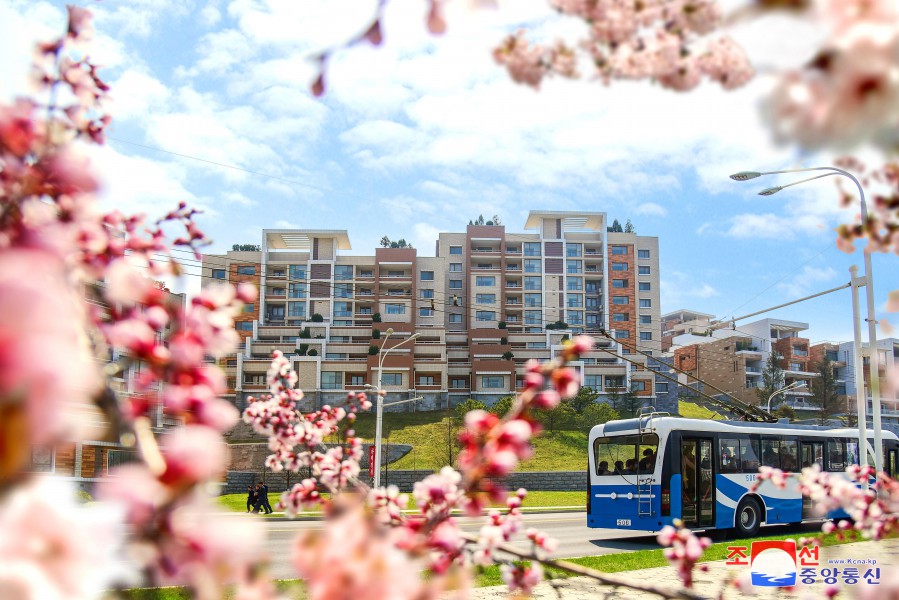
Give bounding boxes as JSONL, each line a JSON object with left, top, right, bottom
{"left": 385, "top": 327, "right": 395, "bottom": 335}
{"left": 409, "top": 333, "right": 421, "bottom": 340}
{"left": 730, "top": 171, "right": 762, "bottom": 181}
{"left": 758, "top": 186, "right": 782, "bottom": 196}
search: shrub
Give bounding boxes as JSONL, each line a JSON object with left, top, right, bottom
{"left": 498, "top": 321, "right": 507, "bottom": 329}
{"left": 502, "top": 351, "right": 514, "bottom": 361}
{"left": 310, "top": 313, "right": 324, "bottom": 323}
{"left": 368, "top": 345, "right": 379, "bottom": 355}
{"left": 454, "top": 398, "right": 487, "bottom": 421}
{"left": 372, "top": 329, "right": 381, "bottom": 339}
{"left": 299, "top": 328, "right": 312, "bottom": 339}
{"left": 307, "top": 349, "right": 318, "bottom": 356}
{"left": 372, "top": 313, "right": 382, "bottom": 323}
{"left": 489, "top": 395, "right": 516, "bottom": 417}
{"left": 500, "top": 337, "right": 508, "bottom": 345}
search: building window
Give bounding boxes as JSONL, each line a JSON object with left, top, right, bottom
{"left": 566, "top": 243, "right": 582, "bottom": 257}
{"left": 288, "top": 303, "right": 306, "bottom": 317}
{"left": 611, "top": 246, "right": 627, "bottom": 255}
{"left": 525, "top": 276, "right": 541, "bottom": 290}
{"left": 237, "top": 265, "right": 256, "bottom": 275}
{"left": 567, "top": 277, "right": 583, "bottom": 291}
{"left": 524, "top": 293, "right": 541, "bottom": 307}
{"left": 613, "top": 279, "right": 628, "bottom": 288}
{"left": 349, "top": 375, "right": 365, "bottom": 386}
{"left": 567, "top": 295, "right": 583, "bottom": 308}
{"left": 321, "top": 372, "right": 341, "bottom": 390}
{"left": 524, "top": 259, "right": 541, "bottom": 273}
{"left": 612, "top": 296, "right": 629, "bottom": 305}
{"left": 382, "top": 373, "right": 402, "bottom": 386}
{"left": 638, "top": 265, "right": 651, "bottom": 275}
{"left": 584, "top": 375, "right": 602, "bottom": 390}
{"left": 639, "top": 299, "right": 652, "bottom": 308}
{"left": 450, "top": 263, "right": 462, "bottom": 272}
{"left": 638, "top": 249, "right": 650, "bottom": 259}
{"left": 640, "top": 331, "right": 652, "bottom": 341}
{"left": 476, "top": 311, "right": 495, "bottom": 322}
{"left": 476, "top": 293, "right": 495, "bottom": 305}
{"left": 236, "top": 321, "right": 253, "bottom": 331}
{"left": 657, "top": 382, "right": 668, "bottom": 393}
{"left": 334, "top": 283, "right": 352, "bottom": 298}
{"left": 243, "top": 303, "right": 255, "bottom": 313}
{"left": 449, "top": 280, "right": 463, "bottom": 289}
{"left": 333, "top": 301, "right": 351, "bottom": 318}
{"left": 289, "top": 265, "right": 306, "bottom": 279}
{"left": 420, "top": 307, "right": 434, "bottom": 317}
{"left": 476, "top": 276, "right": 496, "bottom": 287}
{"left": 613, "top": 313, "right": 629, "bottom": 322}
{"left": 639, "top": 282, "right": 651, "bottom": 291}
{"left": 449, "top": 313, "right": 463, "bottom": 323}
{"left": 334, "top": 265, "right": 353, "bottom": 280}
{"left": 358, "top": 269, "right": 373, "bottom": 278}
{"left": 386, "top": 303, "right": 405, "bottom": 315}
{"left": 632, "top": 380, "right": 647, "bottom": 392}
{"left": 450, "top": 246, "right": 463, "bottom": 255}
{"left": 605, "top": 376, "right": 625, "bottom": 388}
{"left": 611, "top": 263, "right": 628, "bottom": 271}
{"left": 525, "top": 310, "right": 541, "bottom": 325}
{"left": 418, "top": 376, "right": 435, "bottom": 386}
{"left": 481, "top": 375, "right": 504, "bottom": 389}
{"left": 527, "top": 342, "right": 547, "bottom": 349}
{"left": 212, "top": 269, "right": 226, "bottom": 279}
{"left": 421, "top": 271, "right": 434, "bottom": 281}
{"left": 451, "top": 378, "right": 467, "bottom": 389}
{"left": 566, "top": 260, "right": 582, "bottom": 274}
{"left": 289, "top": 283, "right": 307, "bottom": 298}
{"left": 568, "top": 311, "right": 583, "bottom": 325}
{"left": 640, "top": 314, "right": 651, "bottom": 324}
{"left": 614, "top": 329, "right": 629, "bottom": 339}
{"left": 524, "top": 242, "right": 541, "bottom": 256}
{"left": 420, "top": 289, "right": 434, "bottom": 299}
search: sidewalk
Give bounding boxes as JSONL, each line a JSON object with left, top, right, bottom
{"left": 472, "top": 539, "right": 899, "bottom": 599}
{"left": 230, "top": 506, "right": 587, "bottom": 521}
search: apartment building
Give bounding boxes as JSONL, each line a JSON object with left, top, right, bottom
{"left": 661, "top": 309, "right": 714, "bottom": 352}
{"left": 201, "top": 211, "right": 669, "bottom": 412}
{"left": 672, "top": 318, "right": 818, "bottom": 409}
{"left": 833, "top": 338, "right": 899, "bottom": 428}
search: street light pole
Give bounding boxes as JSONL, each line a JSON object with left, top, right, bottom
{"left": 767, "top": 381, "right": 807, "bottom": 414}
{"left": 371, "top": 328, "right": 420, "bottom": 488}
{"left": 730, "top": 166, "right": 883, "bottom": 473}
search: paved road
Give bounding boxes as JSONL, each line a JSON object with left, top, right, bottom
{"left": 259, "top": 512, "right": 660, "bottom": 580}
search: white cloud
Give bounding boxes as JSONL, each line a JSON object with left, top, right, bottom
{"left": 660, "top": 271, "right": 720, "bottom": 311}
{"left": 695, "top": 284, "right": 720, "bottom": 299}
{"left": 275, "top": 219, "right": 300, "bottom": 229}
{"left": 726, "top": 213, "right": 796, "bottom": 240}
{"left": 412, "top": 223, "right": 441, "bottom": 255}
{"left": 107, "top": 71, "right": 172, "bottom": 121}
{"left": 200, "top": 4, "right": 222, "bottom": 27}
{"left": 635, "top": 202, "right": 668, "bottom": 217}
{"left": 776, "top": 265, "right": 838, "bottom": 298}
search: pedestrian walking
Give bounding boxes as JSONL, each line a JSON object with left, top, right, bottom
{"left": 257, "top": 481, "right": 273, "bottom": 514}
{"left": 246, "top": 485, "right": 257, "bottom": 513}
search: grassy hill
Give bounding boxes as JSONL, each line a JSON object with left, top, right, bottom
{"left": 346, "top": 410, "right": 589, "bottom": 472}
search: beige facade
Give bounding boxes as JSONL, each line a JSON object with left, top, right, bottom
{"left": 202, "top": 212, "right": 663, "bottom": 409}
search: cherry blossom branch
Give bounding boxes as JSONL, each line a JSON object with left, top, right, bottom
{"left": 456, "top": 531, "right": 709, "bottom": 600}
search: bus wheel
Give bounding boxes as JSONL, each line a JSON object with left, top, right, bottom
{"left": 735, "top": 498, "right": 762, "bottom": 537}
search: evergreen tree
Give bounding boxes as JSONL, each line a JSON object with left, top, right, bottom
{"left": 757, "top": 352, "right": 786, "bottom": 408}
{"left": 810, "top": 355, "right": 841, "bottom": 425}
{"left": 492, "top": 214, "right": 502, "bottom": 226}
{"left": 536, "top": 402, "right": 576, "bottom": 435}
{"left": 380, "top": 236, "right": 391, "bottom": 248}
{"left": 620, "top": 384, "right": 642, "bottom": 418}
{"left": 607, "top": 219, "right": 624, "bottom": 233}
{"left": 576, "top": 403, "right": 620, "bottom": 435}
{"left": 570, "top": 386, "right": 600, "bottom": 413}
{"left": 624, "top": 219, "right": 635, "bottom": 233}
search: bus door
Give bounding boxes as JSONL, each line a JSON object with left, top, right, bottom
{"left": 887, "top": 446, "right": 899, "bottom": 478}
{"left": 800, "top": 440, "right": 824, "bottom": 518}
{"left": 681, "top": 437, "right": 714, "bottom": 527}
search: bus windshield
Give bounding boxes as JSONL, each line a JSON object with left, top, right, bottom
{"left": 593, "top": 433, "right": 659, "bottom": 476}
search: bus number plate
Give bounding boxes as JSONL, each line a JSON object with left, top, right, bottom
{"left": 616, "top": 519, "right": 631, "bottom": 526}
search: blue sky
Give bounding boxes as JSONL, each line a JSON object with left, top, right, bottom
{"left": 2, "top": 0, "right": 896, "bottom": 344}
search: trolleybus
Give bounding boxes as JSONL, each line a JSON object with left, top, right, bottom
{"left": 587, "top": 411, "right": 899, "bottom": 535}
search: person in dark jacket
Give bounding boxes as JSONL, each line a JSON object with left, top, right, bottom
{"left": 257, "top": 482, "right": 273, "bottom": 514}
{"left": 246, "top": 485, "right": 257, "bottom": 513}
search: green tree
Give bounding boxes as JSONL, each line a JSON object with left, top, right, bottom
{"left": 756, "top": 352, "right": 786, "bottom": 407}
{"left": 620, "top": 384, "right": 642, "bottom": 418}
{"left": 231, "top": 244, "right": 260, "bottom": 251}
{"left": 454, "top": 398, "right": 487, "bottom": 421}
{"left": 606, "top": 389, "right": 623, "bottom": 414}
{"left": 570, "top": 386, "right": 599, "bottom": 413}
{"left": 624, "top": 219, "right": 635, "bottom": 233}
{"left": 536, "top": 402, "right": 576, "bottom": 435}
{"left": 773, "top": 404, "right": 796, "bottom": 422}
{"left": 489, "top": 395, "right": 516, "bottom": 417}
{"left": 380, "top": 236, "right": 391, "bottom": 248}
{"left": 492, "top": 214, "right": 502, "bottom": 226}
{"left": 576, "top": 403, "right": 620, "bottom": 435}
{"left": 810, "top": 355, "right": 841, "bottom": 425}
{"left": 606, "top": 219, "right": 623, "bottom": 233}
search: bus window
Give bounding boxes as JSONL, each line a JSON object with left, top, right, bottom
{"left": 889, "top": 449, "right": 898, "bottom": 477}
{"left": 737, "top": 436, "right": 760, "bottom": 472}
{"left": 846, "top": 441, "right": 859, "bottom": 466}
{"left": 801, "top": 441, "right": 824, "bottom": 469}
{"left": 719, "top": 438, "right": 740, "bottom": 473}
{"left": 593, "top": 434, "right": 659, "bottom": 476}
{"left": 761, "top": 437, "right": 780, "bottom": 468}
{"left": 781, "top": 439, "right": 798, "bottom": 471}
{"left": 827, "top": 439, "right": 846, "bottom": 471}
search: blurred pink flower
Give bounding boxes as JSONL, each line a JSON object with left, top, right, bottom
{"left": 0, "top": 249, "right": 100, "bottom": 446}
{"left": 160, "top": 425, "right": 228, "bottom": 488}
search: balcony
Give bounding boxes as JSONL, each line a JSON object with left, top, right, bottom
{"left": 792, "top": 348, "right": 809, "bottom": 357}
